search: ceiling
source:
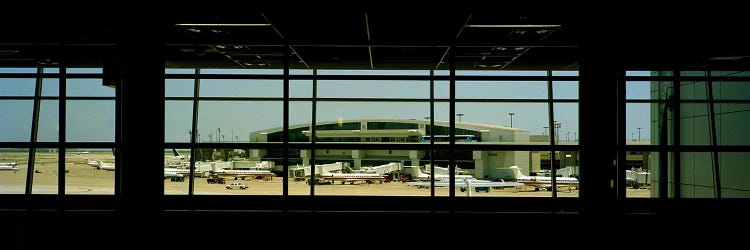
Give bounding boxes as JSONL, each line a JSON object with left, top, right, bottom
{"left": 2, "top": 8, "right": 749, "bottom": 70}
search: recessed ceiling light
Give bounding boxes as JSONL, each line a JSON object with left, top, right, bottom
{"left": 709, "top": 56, "right": 749, "bottom": 61}
{"left": 465, "top": 24, "right": 561, "bottom": 28}
{"left": 176, "top": 23, "right": 271, "bottom": 27}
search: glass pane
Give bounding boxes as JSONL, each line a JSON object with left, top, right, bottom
{"left": 200, "top": 69, "right": 281, "bottom": 75}
{"left": 680, "top": 81, "right": 708, "bottom": 100}
{"left": 289, "top": 101, "right": 312, "bottom": 143}
{"left": 711, "top": 71, "right": 750, "bottom": 77}
{"left": 0, "top": 68, "right": 36, "bottom": 73}
{"left": 318, "top": 70, "right": 428, "bottom": 76}
{"left": 456, "top": 81, "right": 547, "bottom": 99}
{"left": 716, "top": 104, "right": 750, "bottom": 145}
{"left": 37, "top": 100, "right": 59, "bottom": 142}
{"left": 318, "top": 80, "right": 428, "bottom": 99}
{"left": 645, "top": 102, "right": 674, "bottom": 146}
{"left": 290, "top": 80, "right": 312, "bottom": 98}
{"left": 291, "top": 69, "right": 313, "bottom": 75}
{"left": 164, "top": 148, "right": 191, "bottom": 195}
{"left": 165, "top": 79, "right": 194, "bottom": 97}
{"left": 165, "top": 101, "right": 194, "bottom": 143}
{"left": 626, "top": 103, "right": 652, "bottom": 145}
{"left": 680, "top": 152, "right": 716, "bottom": 198}
{"left": 625, "top": 151, "right": 654, "bottom": 198}
{"left": 165, "top": 68, "right": 195, "bottom": 74}
{"left": 67, "top": 78, "right": 115, "bottom": 97}
{"left": 199, "top": 101, "right": 281, "bottom": 143}
{"left": 435, "top": 81, "right": 449, "bottom": 99}
{"left": 312, "top": 149, "right": 427, "bottom": 196}
{"left": 0, "top": 100, "right": 33, "bottom": 142}
{"left": 711, "top": 82, "right": 750, "bottom": 100}
{"left": 66, "top": 100, "right": 115, "bottom": 142}
{"left": 42, "top": 78, "right": 59, "bottom": 97}
{"left": 553, "top": 103, "right": 578, "bottom": 145}
{"left": 43, "top": 68, "right": 60, "bottom": 74}
{"left": 32, "top": 148, "right": 58, "bottom": 194}
{"left": 627, "top": 81, "right": 656, "bottom": 100}
{"left": 552, "top": 71, "right": 578, "bottom": 76}
{"left": 200, "top": 79, "right": 282, "bottom": 98}
{"left": 453, "top": 103, "right": 549, "bottom": 144}
{"left": 456, "top": 70, "right": 546, "bottom": 76}
{"left": 553, "top": 150, "right": 580, "bottom": 197}
{"left": 720, "top": 152, "right": 750, "bottom": 198}
{"left": 66, "top": 148, "right": 114, "bottom": 194}
{"left": 649, "top": 81, "right": 673, "bottom": 101}
{"left": 67, "top": 68, "right": 102, "bottom": 74}
{"left": 194, "top": 147, "right": 281, "bottom": 195}
{"left": 0, "top": 78, "right": 35, "bottom": 96}
{"left": 680, "top": 103, "right": 711, "bottom": 145}
{"left": 553, "top": 81, "right": 578, "bottom": 99}
{"left": 626, "top": 71, "right": 651, "bottom": 77}
{"left": 316, "top": 102, "right": 428, "bottom": 128}
{"left": 649, "top": 152, "right": 674, "bottom": 198}
{"left": 0, "top": 149, "right": 27, "bottom": 194}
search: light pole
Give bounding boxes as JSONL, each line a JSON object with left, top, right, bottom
{"left": 543, "top": 126, "right": 549, "bottom": 136}
{"left": 188, "top": 130, "right": 192, "bottom": 141}
{"left": 631, "top": 132, "right": 635, "bottom": 141}
{"left": 554, "top": 121, "right": 562, "bottom": 144}
{"left": 456, "top": 113, "right": 464, "bottom": 122}
{"left": 566, "top": 131, "right": 570, "bottom": 142}
{"left": 208, "top": 134, "right": 213, "bottom": 143}
{"left": 217, "top": 128, "right": 221, "bottom": 143}
{"left": 637, "top": 127, "right": 643, "bottom": 141}
{"left": 508, "top": 112, "right": 515, "bottom": 128}
{"left": 197, "top": 133, "right": 201, "bottom": 143}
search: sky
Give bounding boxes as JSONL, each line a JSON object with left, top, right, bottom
{"left": 0, "top": 68, "right": 652, "bottom": 143}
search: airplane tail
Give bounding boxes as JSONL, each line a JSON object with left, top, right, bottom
{"left": 509, "top": 166, "right": 525, "bottom": 178}
{"left": 403, "top": 166, "right": 424, "bottom": 178}
{"left": 173, "top": 148, "right": 180, "bottom": 157}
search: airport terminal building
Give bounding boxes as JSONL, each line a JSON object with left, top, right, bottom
{"left": 248, "top": 119, "right": 531, "bottom": 178}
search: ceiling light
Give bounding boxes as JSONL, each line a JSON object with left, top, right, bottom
{"left": 709, "top": 56, "right": 749, "bottom": 61}
{"left": 176, "top": 23, "right": 271, "bottom": 27}
{"left": 465, "top": 24, "right": 562, "bottom": 28}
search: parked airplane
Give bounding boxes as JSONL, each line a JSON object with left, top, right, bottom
{"left": 405, "top": 178, "right": 524, "bottom": 197}
{"left": 404, "top": 165, "right": 475, "bottom": 181}
{"left": 318, "top": 172, "right": 387, "bottom": 184}
{"left": 509, "top": 166, "right": 578, "bottom": 191}
{"left": 214, "top": 169, "right": 276, "bottom": 180}
{"left": 94, "top": 160, "right": 115, "bottom": 171}
{"left": 0, "top": 161, "right": 19, "bottom": 171}
{"left": 164, "top": 168, "right": 191, "bottom": 178}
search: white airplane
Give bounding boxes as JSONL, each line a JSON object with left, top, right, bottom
{"left": 405, "top": 178, "right": 524, "bottom": 197}
{"left": 94, "top": 160, "right": 115, "bottom": 171}
{"left": 0, "top": 161, "right": 19, "bottom": 171}
{"left": 404, "top": 166, "right": 475, "bottom": 181}
{"left": 317, "top": 172, "right": 387, "bottom": 184}
{"left": 164, "top": 168, "right": 191, "bottom": 178}
{"left": 84, "top": 158, "right": 100, "bottom": 167}
{"left": 508, "top": 166, "right": 578, "bottom": 191}
{"left": 214, "top": 169, "right": 276, "bottom": 180}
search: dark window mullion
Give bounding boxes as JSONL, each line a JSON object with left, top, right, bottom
{"left": 188, "top": 69, "right": 201, "bottom": 196}
{"left": 547, "top": 70, "right": 557, "bottom": 198}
